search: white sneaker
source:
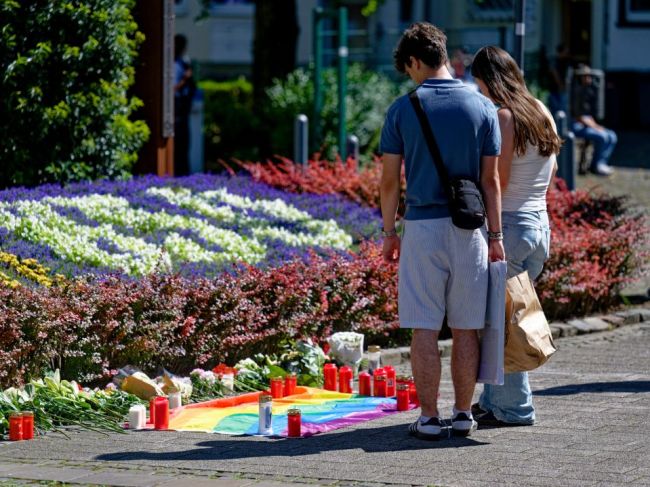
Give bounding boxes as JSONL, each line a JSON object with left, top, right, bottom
{"left": 408, "top": 416, "right": 447, "bottom": 441}
{"left": 451, "top": 411, "right": 477, "bottom": 437}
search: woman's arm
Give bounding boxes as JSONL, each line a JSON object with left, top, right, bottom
{"left": 496, "top": 108, "right": 515, "bottom": 192}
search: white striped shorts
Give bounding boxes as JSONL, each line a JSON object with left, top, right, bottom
{"left": 398, "top": 218, "right": 488, "bottom": 331}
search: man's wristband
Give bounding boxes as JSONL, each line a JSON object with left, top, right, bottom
{"left": 381, "top": 228, "right": 398, "bottom": 238}
{"left": 488, "top": 231, "right": 503, "bottom": 241}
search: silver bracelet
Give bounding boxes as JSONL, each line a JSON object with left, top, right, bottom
{"left": 381, "top": 228, "right": 398, "bottom": 238}
{"left": 488, "top": 231, "right": 503, "bottom": 241}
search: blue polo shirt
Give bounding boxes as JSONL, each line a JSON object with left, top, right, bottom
{"left": 380, "top": 78, "right": 501, "bottom": 220}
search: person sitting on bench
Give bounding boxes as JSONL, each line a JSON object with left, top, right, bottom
{"left": 571, "top": 64, "right": 617, "bottom": 177}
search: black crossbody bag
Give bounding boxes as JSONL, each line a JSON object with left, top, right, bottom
{"left": 408, "top": 89, "right": 487, "bottom": 230}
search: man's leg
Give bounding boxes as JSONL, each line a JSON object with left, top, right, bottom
{"left": 600, "top": 128, "right": 617, "bottom": 164}
{"left": 450, "top": 328, "right": 479, "bottom": 411}
{"left": 410, "top": 329, "right": 441, "bottom": 417}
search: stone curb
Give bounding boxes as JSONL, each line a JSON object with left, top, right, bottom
{"left": 380, "top": 306, "right": 650, "bottom": 365}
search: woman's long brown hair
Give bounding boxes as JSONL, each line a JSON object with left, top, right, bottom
{"left": 471, "top": 46, "right": 562, "bottom": 157}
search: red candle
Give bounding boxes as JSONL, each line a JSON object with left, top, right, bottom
{"left": 338, "top": 366, "right": 352, "bottom": 393}
{"left": 323, "top": 363, "right": 337, "bottom": 391}
{"left": 153, "top": 396, "right": 169, "bottom": 430}
{"left": 358, "top": 372, "right": 371, "bottom": 395}
{"left": 149, "top": 396, "right": 156, "bottom": 424}
{"left": 287, "top": 408, "right": 301, "bottom": 437}
{"left": 270, "top": 377, "right": 284, "bottom": 398}
{"left": 384, "top": 365, "right": 396, "bottom": 397}
{"left": 373, "top": 374, "right": 387, "bottom": 397}
{"left": 396, "top": 375, "right": 409, "bottom": 386}
{"left": 21, "top": 411, "right": 34, "bottom": 440}
{"left": 396, "top": 384, "right": 410, "bottom": 411}
{"left": 284, "top": 373, "right": 297, "bottom": 396}
{"left": 9, "top": 413, "right": 23, "bottom": 441}
{"left": 408, "top": 377, "right": 420, "bottom": 407}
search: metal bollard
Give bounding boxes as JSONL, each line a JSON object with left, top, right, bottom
{"left": 294, "top": 114, "right": 309, "bottom": 166}
{"left": 346, "top": 135, "right": 359, "bottom": 164}
{"left": 554, "top": 110, "right": 576, "bottom": 191}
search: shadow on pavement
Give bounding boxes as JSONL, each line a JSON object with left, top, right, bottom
{"left": 95, "top": 424, "right": 488, "bottom": 462}
{"left": 534, "top": 380, "right": 650, "bottom": 396}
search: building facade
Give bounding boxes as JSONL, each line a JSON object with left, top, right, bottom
{"left": 175, "top": 0, "right": 650, "bottom": 129}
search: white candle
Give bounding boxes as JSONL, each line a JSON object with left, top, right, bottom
{"left": 168, "top": 391, "right": 182, "bottom": 410}
{"left": 128, "top": 404, "right": 146, "bottom": 430}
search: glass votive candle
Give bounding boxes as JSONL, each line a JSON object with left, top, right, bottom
{"left": 338, "top": 366, "right": 353, "bottom": 393}
{"left": 9, "top": 412, "right": 23, "bottom": 441}
{"left": 21, "top": 411, "right": 34, "bottom": 440}
{"left": 153, "top": 396, "right": 169, "bottom": 430}
{"left": 284, "top": 373, "right": 297, "bottom": 396}
{"left": 396, "top": 384, "right": 410, "bottom": 411}
{"left": 384, "top": 365, "right": 396, "bottom": 397}
{"left": 373, "top": 374, "right": 387, "bottom": 397}
{"left": 358, "top": 372, "right": 371, "bottom": 396}
{"left": 287, "top": 407, "right": 301, "bottom": 438}
{"left": 270, "top": 377, "right": 284, "bottom": 398}
{"left": 323, "top": 363, "right": 338, "bottom": 391}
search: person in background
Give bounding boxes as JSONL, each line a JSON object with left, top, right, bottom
{"left": 380, "top": 23, "right": 504, "bottom": 440}
{"left": 470, "top": 45, "right": 562, "bottom": 427}
{"left": 174, "top": 34, "right": 196, "bottom": 177}
{"left": 570, "top": 64, "right": 617, "bottom": 177}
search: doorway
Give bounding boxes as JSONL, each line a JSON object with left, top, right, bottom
{"left": 563, "top": 0, "right": 592, "bottom": 65}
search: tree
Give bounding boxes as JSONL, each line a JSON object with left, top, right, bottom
{"left": 0, "top": 0, "right": 149, "bottom": 187}
{"left": 251, "top": 0, "right": 299, "bottom": 105}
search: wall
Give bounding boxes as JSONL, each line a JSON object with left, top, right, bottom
{"left": 604, "top": 0, "right": 650, "bottom": 71}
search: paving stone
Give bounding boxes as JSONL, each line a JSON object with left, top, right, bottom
{"left": 548, "top": 323, "right": 562, "bottom": 339}
{"left": 639, "top": 308, "right": 650, "bottom": 322}
{"left": 2, "top": 465, "right": 94, "bottom": 482}
{"left": 156, "top": 479, "right": 254, "bottom": 487}
{"left": 550, "top": 323, "right": 578, "bottom": 337}
{"left": 601, "top": 314, "right": 626, "bottom": 327}
{"left": 72, "top": 471, "right": 163, "bottom": 486}
{"left": 614, "top": 309, "right": 643, "bottom": 324}
{"left": 566, "top": 318, "right": 611, "bottom": 334}
{"left": 381, "top": 347, "right": 409, "bottom": 366}
{"left": 438, "top": 339, "right": 452, "bottom": 357}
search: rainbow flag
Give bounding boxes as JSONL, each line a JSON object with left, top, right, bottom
{"left": 168, "top": 387, "right": 410, "bottom": 437}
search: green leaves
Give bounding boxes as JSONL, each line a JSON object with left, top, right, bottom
{"left": 0, "top": 0, "right": 148, "bottom": 187}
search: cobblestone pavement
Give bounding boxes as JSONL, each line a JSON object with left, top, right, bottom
{"left": 1, "top": 324, "right": 650, "bottom": 487}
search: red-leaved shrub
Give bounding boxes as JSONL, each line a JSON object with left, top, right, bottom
{"left": 537, "top": 180, "right": 649, "bottom": 319}
{"left": 0, "top": 243, "right": 401, "bottom": 388}
{"left": 229, "top": 156, "right": 404, "bottom": 210}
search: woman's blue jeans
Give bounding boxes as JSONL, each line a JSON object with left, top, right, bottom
{"left": 479, "top": 210, "right": 550, "bottom": 424}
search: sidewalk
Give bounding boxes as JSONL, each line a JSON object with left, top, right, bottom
{"left": 2, "top": 319, "right": 650, "bottom": 486}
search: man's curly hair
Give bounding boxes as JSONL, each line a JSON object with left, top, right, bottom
{"left": 393, "top": 22, "right": 448, "bottom": 73}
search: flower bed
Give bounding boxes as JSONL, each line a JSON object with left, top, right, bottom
{"left": 0, "top": 242, "right": 400, "bottom": 388}
{"left": 0, "top": 174, "right": 381, "bottom": 280}
{"left": 239, "top": 157, "right": 648, "bottom": 320}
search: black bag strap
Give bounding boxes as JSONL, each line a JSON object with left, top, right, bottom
{"left": 408, "top": 89, "right": 452, "bottom": 196}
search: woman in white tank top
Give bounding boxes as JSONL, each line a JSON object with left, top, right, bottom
{"left": 470, "top": 46, "right": 562, "bottom": 426}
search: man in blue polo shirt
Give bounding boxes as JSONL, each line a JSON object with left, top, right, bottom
{"left": 380, "top": 22, "right": 504, "bottom": 440}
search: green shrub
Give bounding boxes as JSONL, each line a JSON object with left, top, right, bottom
{"left": 199, "top": 77, "right": 259, "bottom": 162}
{"left": 266, "top": 64, "right": 410, "bottom": 160}
{"left": 0, "top": 0, "right": 149, "bottom": 187}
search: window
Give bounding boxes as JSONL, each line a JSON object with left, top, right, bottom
{"left": 619, "top": 0, "right": 650, "bottom": 25}
{"left": 467, "top": 0, "right": 514, "bottom": 22}
{"left": 209, "top": 0, "right": 254, "bottom": 15}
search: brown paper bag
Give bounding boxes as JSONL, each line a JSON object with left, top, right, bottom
{"left": 504, "top": 271, "right": 557, "bottom": 372}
